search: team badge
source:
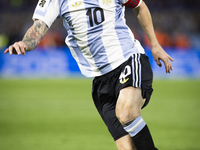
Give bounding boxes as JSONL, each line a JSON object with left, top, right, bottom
{"left": 39, "top": 0, "right": 46, "bottom": 7}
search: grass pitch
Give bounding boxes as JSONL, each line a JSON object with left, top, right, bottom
{"left": 0, "top": 79, "right": 200, "bottom": 150}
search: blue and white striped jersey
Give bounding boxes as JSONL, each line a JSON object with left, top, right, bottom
{"left": 33, "top": 0, "right": 145, "bottom": 77}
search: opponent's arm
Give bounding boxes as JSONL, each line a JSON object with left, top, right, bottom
{"left": 132, "top": 1, "right": 174, "bottom": 73}
{"left": 4, "top": 19, "right": 49, "bottom": 55}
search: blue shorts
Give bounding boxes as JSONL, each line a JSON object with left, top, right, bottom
{"left": 92, "top": 53, "right": 153, "bottom": 141}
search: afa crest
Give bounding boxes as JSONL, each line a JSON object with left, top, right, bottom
{"left": 103, "top": 0, "right": 112, "bottom": 6}
{"left": 39, "top": 0, "right": 46, "bottom": 7}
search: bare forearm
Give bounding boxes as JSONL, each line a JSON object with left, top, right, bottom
{"left": 132, "top": 2, "right": 174, "bottom": 73}
{"left": 4, "top": 19, "right": 49, "bottom": 55}
{"left": 133, "top": 1, "right": 158, "bottom": 47}
{"left": 22, "top": 20, "right": 49, "bottom": 51}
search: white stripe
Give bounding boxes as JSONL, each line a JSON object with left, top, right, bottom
{"left": 121, "top": 6, "right": 135, "bottom": 44}
{"left": 134, "top": 54, "right": 138, "bottom": 87}
{"left": 68, "top": 0, "right": 99, "bottom": 76}
{"left": 65, "top": 37, "right": 84, "bottom": 72}
{"left": 126, "top": 118, "right": 144, "bottom": 133}
{"left": 138, "top": 54, "right": 141, "bottom": 87}
{"left": 99, "top": 0, "right": 125, "bottom": 69}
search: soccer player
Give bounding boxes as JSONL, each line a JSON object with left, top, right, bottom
{"left": 4, "top": 0, "right": 174, "bottom": 149}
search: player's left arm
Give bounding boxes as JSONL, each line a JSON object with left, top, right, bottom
{"left": 132, "top": 1, "right": 174, "bottom": 73}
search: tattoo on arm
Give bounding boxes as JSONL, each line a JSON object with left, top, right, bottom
{"left": 22, "top": 20, "right": 49, "bottom": 51}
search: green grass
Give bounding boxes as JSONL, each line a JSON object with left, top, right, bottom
{"left": 0, "top": 79, "right": 200, "bottom": 150}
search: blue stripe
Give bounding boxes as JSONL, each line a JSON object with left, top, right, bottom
{"left": 84, "top": 0, "right": 112, "bottom": 75}
{"left": 62, "top": 11, "right": 93, "bottom": 77}
{"left": 114, "top": 3, "right": 135, "bottom": 59}
{"left": 34, "top": 8, "right": 47, "bottom": 17}
{"left": 123, "top": 116, "right": 146, "bottom": 137}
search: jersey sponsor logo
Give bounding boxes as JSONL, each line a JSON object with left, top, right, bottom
{"left": 72, "top": 2, "right": 82, "bottom": 8}
{"left": 119, "top": 65, "right": 131, "bottom": 84}
{"left": 39, "top": 0, "right": 46, "bottom": 7}
{"left": 102, "top": 0, "right": 112, "bottom": 6}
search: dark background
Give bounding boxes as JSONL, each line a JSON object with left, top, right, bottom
{"left": 0, "top": 0, "right": 200, "bottom": 49}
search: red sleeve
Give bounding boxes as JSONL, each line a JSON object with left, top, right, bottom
{"left": 122, "top": 0, "right": 142, "bottom": 9}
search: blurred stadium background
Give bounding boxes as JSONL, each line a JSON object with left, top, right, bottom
{"left": 0, "top": 0, "right": 200, "bottom": 78}
{"left": 0, "top": 0, "right": 200, "bottom": 150}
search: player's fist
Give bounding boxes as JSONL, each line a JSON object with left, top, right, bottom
{"left": 4, "top": 41, "right": 27, "bottom": 56}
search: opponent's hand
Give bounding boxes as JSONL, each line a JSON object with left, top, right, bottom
{"left": 152, "top": 44, "right": 174, "bottom": 73}
{"left": 4, "top": 41, "right": 27, "bottom": 55}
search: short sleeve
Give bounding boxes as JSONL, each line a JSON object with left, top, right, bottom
{"left": 32, "top": 0, "right": 60, "bottom": 28}
{"left": 121, "top": 0, "right": 142, "bottom": 9}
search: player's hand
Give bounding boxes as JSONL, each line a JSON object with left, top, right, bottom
{"left": 152, "top": 44, "right": 174, "bottom": 73}
{"left": 4, "top": 41, "right": 27, "bottom": 56}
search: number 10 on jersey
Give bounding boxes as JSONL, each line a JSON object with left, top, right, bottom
{"left": 86, "top": 8, "right": 105, "bottom": 27}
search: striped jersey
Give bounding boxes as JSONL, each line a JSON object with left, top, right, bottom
{"left": 33, "top": 0, "right": 145, "bottom": 77}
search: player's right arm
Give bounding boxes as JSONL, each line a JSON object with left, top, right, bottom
{"left": 4, "top": 19, "right": 49, "bottom": 55}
